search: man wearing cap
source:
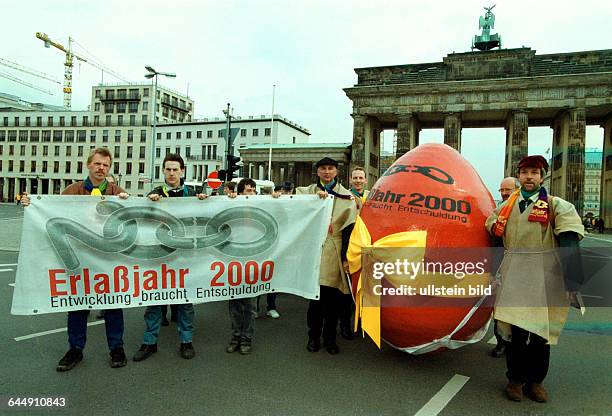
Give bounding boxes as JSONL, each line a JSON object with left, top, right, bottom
{"left": 485, "top": 155, "right": 584, "bottom": 403}
{"left": 296, "top": 157, "right": 357, "bottom": 354}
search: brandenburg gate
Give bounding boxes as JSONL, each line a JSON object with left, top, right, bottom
{"left": 344, "top": 47, "right": 612, "bottom": 221}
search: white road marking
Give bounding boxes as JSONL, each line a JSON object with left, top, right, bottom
{"left": 0, "top": 268, "right": 15, "bottom": 273}
{"left": 487, "top": 335, "right": 497, "bottom": 345}
{"left": 8, "top": 283, "right": 15, "bottom": 287}
{"left": 414, "top": 374, "right": 470, "bottom": 416}
{"left": 581, "top": 294, "right": 604, "bottom": 299}
{"left": 14, "top": 321, "right": 105, "bottom": 342}
{"left": 0, "top": 263, "right": 18, "bottom": 267}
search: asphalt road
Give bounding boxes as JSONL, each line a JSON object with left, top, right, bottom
{"left": 1, "top": 203, "right": 611, "bottom": 416}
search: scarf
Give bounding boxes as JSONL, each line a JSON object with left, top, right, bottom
{"left": 161, "top": 184, "right": 189, "bottom": 197}
{"left": 84, "top": 177, "right": 108, "bottom": 196}
{"left": 317, "top": 178, "right": 353, "bottom": 200}
{"left": 492, "top": 187, "right": 550, "bottom": 237}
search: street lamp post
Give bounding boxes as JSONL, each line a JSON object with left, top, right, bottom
{"left": 145, "top": 65, "right": 176, "bottom": 190}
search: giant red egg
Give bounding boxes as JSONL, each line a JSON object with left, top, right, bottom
{"left": 353, "top": 143, "right": 496, "bottom": 353}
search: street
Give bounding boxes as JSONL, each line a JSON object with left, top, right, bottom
{"left": 1, "top": 203, "right": 611, "bottom": 416}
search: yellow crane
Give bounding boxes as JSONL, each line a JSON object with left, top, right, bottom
{"left": 35, "top": 32, "right": 129, "bottom": 109}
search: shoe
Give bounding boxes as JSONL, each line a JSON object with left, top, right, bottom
{"left": 489, "top": 343, "right": 506, "bottom": 358}
{"left": 505, "top": 381, "right": 524, "bottom": 402}
{"left": 340, "top": 321, "right": 354, "bottom": 340}
{"left": 526, "top": 383, "right": 548, "bottom": 403}
{"left": 133, "top": 344, "right": 157, "bottom": 362}
{"left": 110, "top": 347, "right": 127, "bottom": 368}
{"left": 239, "top": 342, "right": 252, "bottom": 355}
{"left": 306, "top": 338, "right": 320, "bottom": 352}
{"left": 162, "top": 316, "right": 170, "bottom": 326}
{"left": 180, "top": 342, "right": 195, "bottom": 359}
{"left": 266, "top": 309, "right": 280, "bottom": 319}
{"left": 324, "top": 342, "right": 340, "bottom": 355}
{"left": 226, "top": 337, "right": 240, "bottom": 353}
{"left": 56, "top": 348, "right": 83, "bottom": 372}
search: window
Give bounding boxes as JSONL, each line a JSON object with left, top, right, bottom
{"left": 31, "top": 146, "right": 37, "bottom": 156}
{"left": 48, "top": 117, "right": 54, "bottom": 126}
{"left": 71, "top": 116, "right": 77, "bottom": 126}
{"left": 175, "top": 147, "right": 180, "bottom": 154}
{"left": 118, "top": 89, "right": 127, "bottom": 99}
{"left": 130, "top": 115, "right": 136, "bottom": 126}
{"left": 186, "top": 131, "right": 191, "bottom": 139}
{"left": 8, "top": 160, "right": 13, "bottom": 172}
{"left": 94, "top": 103, "right": 100, "bottom": 111}
{"left": 65, "top": 130, "right": 75, "bottom": 142}
{"left": 106, "top": 115, "right": 111, "bottom": 126}
{"left": 42, "top": 160, "right": 47, "bottom": 171}
{"left": 8, "top": 145, "right": 14, "bottom": 155}
{"left": 2, "top": 117, "right": 7, "bottom": 126}
{"left": 117, "top": 102, "right": 126, "bottom": 113}
{"left": 155, "top": 166, "right": 160, "bottom": 179}
{"left": 143, "top": 101, "right": 148, "bottom": 111}
{"left": 77, "top": 130, "right": 86, "bottom": 142}
{"left": 102, "top": 130, "right": 109, "bottom": 142}
{"left": 128, "top": 130, "right": 134, "bottom": 142}
{"left": 127, "top": 146, "right": 133, "bottom": 158}
{"left": 113, "top": 162, "right": 119, "bottom": 173}
{"left": 65, "top": 147, "right": 72, "bottom": 156}
{"left": 139, "top": 162, "right": 145, "bottom": 174}
{"left": 53, "top": 131, "right": 63, "bottom": 142}
{"left": 19, "top": 160, "right": 25, "bottom": 173}
{"left": 115, "top": 130, "right": 121, "bottom": 142}
{"left": 42, "top": 131, "right": 51, "bottom": 142}
{"left": 30, "top": 160, "right": 36, "bottom": 172}
{"left": 126, "top": 163, "right": 132, "bottom": 174}
{"left": 143, "top": 88, "right": 149, "bottom": 97}
{"left": 212, "top": 145, "right": 216, "bottom": 159}
{"left": 117, "top": 115, "right": 124, "bottom": 126}
{"left": 94, "top": 115, "right": 100, "bottom": 126}
{"left": 19, "top": 131, "right": 28, "bottom": 142}
{"left": 138, "top": 182, "right": 144, "bottom": 190}
{"left": 20, "top": 145, "right": 25, "bottom": 156}
{"left": 78, "top": 161, "right": 83, "bottom": 173}
{"left": 59, "top": 116, "right": 65, "bottom": 126}
{"left": 218, "top": 129, "right": 224, "bottom": 138}
{"left": 140, "top": 130, "right": 146, "bottom": 142}
{"left": 253, "top": 129, "right": 259, "bottom": 137}
{"left": 105, "top": 103, "right": 114, "bottom": 113}
{"left": 78, "top": 146, "right": 83, "bottom": 157}
{"left": 129, "top": 89, "right": 139, "bottom": 99}
{"left": 129, "top": 102, "right": 138, "bottom": 113}
{"left": 265, "top": 128, "right": 271, "bottom": 136}
{"left": 207, "top": 130, "right": 212, "bottom": 138}
{"left": 197, "top": 131, "right": 202, "bottom": 139}
{"left": 65, "top": 161, "right": 71, "bottom": 173}
{"left": 95, "top": 89, "right": 101, "bottom": 98}
{"left": 36, "top": 117, "right": 42, "bottom": 127}
{"left": 157, "top": 133, "right": 161, "bottom": 140}
{"left": 114, "top": 147, "right": 120, "bottom": 158}
{"left": 166, "top": 132, "right": 171, "bottom": 140}
{"left": 25, "top": 117, "right": 30, "bottom": 126}
{"left": 54, "top": 146, "right": 60, "bottom": 156}
{"left": 165, "top": 147, "right": 170, "bottom": 155}
{"left": 54, "top": 161, "right": 59, "bottom": 173}
{"left": 90, "top": 130, "right": 97, "bottom": 142}
{"left": 185, "top": 146, "right": 191, "bottom": 157}
{"left": 176, "top": 132, "right": 181, "bottom": 139}
{"left": 125, "top": 180, "right": 131, "bottom": 189}
{"left": 83, "top": 116, "right": 89, "bottom": 126}
{"left": 241, "top": 129, "right": 246, "bottom": 137}
{"left": 43, "top": 146, "right": 48, "bottom": 156}
{"left": 139, "top": 146, "right": 145, "bottom": 158}
{"left": 142, "top": 115, "right": 148, "bottom": 126}
{"left": 0, "top": 131, "right": 4, "bottom": 141}
{"left": 8, "top": 131, "right": 16, "bottom": 141}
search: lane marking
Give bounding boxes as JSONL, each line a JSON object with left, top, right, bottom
{"left": 0, "top": 263, "right": 18, "bottom": 267}
{"left": 8, "top": 283, "right": 15, "bottom": 287}
{"left": 0, "top": 268, "right": 15, "bottom": 273}
{"left": 14, "top": 321, "right": 105, "bottom": 342}
{"left": 581, "top": 294, "right": 604, "bottom": 299}
{"left": 487, "top": 335, "right": 497, "bottom": 345}
{"left": 414, "top": 374, "right": 470, "bottom": 416}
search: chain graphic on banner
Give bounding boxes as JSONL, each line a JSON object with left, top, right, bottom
{"left": 46, "top": 201, "right": 279, "bottom": 270}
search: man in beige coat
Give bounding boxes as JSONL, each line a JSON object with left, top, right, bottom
{"left": 296, "top": 157, "right": 357, "bottom": 354}
{"left": 485, "top": 155, "right": 584, "bottom": 403}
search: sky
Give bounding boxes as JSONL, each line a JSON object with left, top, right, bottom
{"left": 1, "top": 0, "right": 610, "bottom": 194}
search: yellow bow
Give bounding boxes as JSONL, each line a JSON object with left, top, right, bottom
{"left": 90, "top": 188, "right": 102, "bottom": 196}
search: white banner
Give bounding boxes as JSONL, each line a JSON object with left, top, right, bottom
{"left": 11, "top": 195, "right": 333, "bottom": 315}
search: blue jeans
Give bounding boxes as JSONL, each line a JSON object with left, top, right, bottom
{"left": 143, "top": 304, "right": 194, "bottom": 345}
{"left": 67, "top": 309, "right": 124, "bottom": 351}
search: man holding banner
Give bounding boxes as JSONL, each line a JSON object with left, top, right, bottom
{"left": 297, "top": 157, "right": 357, "bottom": 355}
{"left": 133, "top": 154, "right": 208, "bottom": 362}
{"left": 21, "top": 147, "right": 130, "bottom": 371}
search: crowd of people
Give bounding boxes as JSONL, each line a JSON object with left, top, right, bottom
{"left": 19, "top": 147, "right": 585, "bottom": 405}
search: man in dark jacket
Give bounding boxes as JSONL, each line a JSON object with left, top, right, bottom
{"left": 133, "top": 154, "right": 207, "bottom": 362}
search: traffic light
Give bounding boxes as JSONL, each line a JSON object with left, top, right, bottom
{"left": 227, "top": 155, "right": 241, "bottom": 181}
{"left": 218, "top": 170, "right": 227, "bottom": 181}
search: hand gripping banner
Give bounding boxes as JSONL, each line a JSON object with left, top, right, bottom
{"left": 11, "top": 195, "right": 333, "bottom": 315}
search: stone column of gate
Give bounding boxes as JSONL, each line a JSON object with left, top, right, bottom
{"left": 395, "top": 113, "right": 419, "bottom": 159}
{"left": 443, "top": 113, "right": 462, "bottom": 152}
{"left": 566, "top": 108, "right": 587, "bottom": 216}
{"left": 351, "top": 114, "right": 367, "bottom": 169}
{"left": 601, "top": 116, "right": 612, "bottom": 230}
{"left": 504, "top": 110, "right": 529, "bottom": 177}
{"left": 287, "top": 162, "right": 296, "bottom": 185}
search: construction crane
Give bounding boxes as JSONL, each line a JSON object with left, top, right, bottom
{"left": 0, "top": 58, "right": 62, "bottom": 84}
{"left": 35, "top": 32, "right": 129, "bottom": 109}
{"left": 0, "top": 69, "right": 55, "bottom": 95}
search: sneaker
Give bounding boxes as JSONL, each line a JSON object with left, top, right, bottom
{"left": 110, "top": 347, "right": 127, "bottom": 368}
{"left": 132, "top": 344, "right": 157, "bottom": 362}
{"left": 56, "top": 348, "right": 83, "bottom": 372}
{"left": 180, "top": 342, "right": 195, "bottom": 359}
{"left": 239, "top": 342, "right": 252, "bottom": 355}
{"left": 226, "top": 337, "right": 240, "bottom": 353}
{"left": 266, "top": 309, "right": 280, "bottom": 319}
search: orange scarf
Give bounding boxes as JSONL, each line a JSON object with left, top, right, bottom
{"left": 491, "top": 189, "right": 520, "bottom": 237}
